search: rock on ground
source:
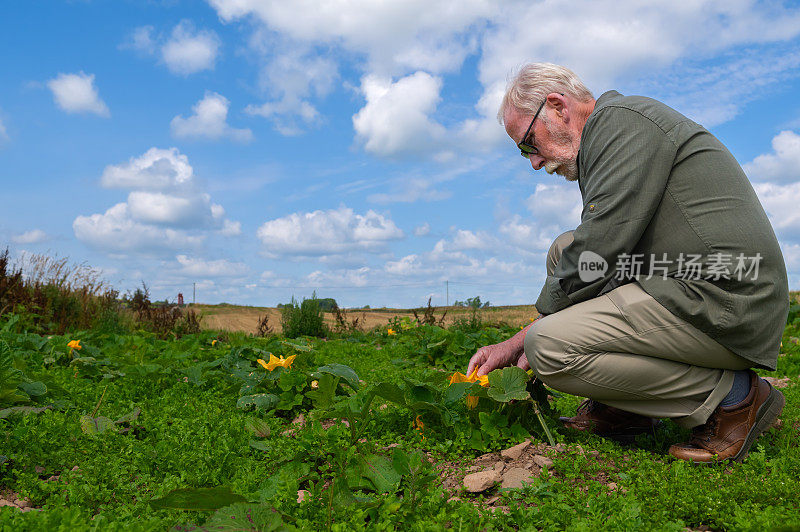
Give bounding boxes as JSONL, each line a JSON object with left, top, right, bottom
{"left": 533, "top": 455, "right": 554, "bottom": 469}
{"left": 463, "top": 470, "right": 502, "bottom": 493}
{"left": 501, "top": 440, "right": 530, "bottom": 461}
{"left": 501, "top": 467, "right": 536, "bottom": 489}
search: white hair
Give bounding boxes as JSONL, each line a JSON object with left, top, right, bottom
{"left": 497, "top": 63, "right": 594, "bottom": 124}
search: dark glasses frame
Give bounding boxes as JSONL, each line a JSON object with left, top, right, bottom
{"left": 517, "top": 93, "right": 563, "bottom": 158}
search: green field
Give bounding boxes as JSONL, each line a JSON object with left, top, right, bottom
{"left": 1, "top": 310, "right": 799, "bottom": 531}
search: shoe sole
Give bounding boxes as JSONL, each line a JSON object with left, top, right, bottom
{"left": 732, "top": 383, "right": 785, "bottom": 462}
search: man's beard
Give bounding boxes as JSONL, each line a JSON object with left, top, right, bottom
{"left": 543, "top": 116, "right": 579, "bottom": 181}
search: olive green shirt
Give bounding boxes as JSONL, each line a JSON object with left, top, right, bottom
{"left": 535, "top": 90, "right": 788, "bottom": 370}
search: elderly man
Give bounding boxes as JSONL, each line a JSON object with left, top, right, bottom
{"left": 468, "top": 63, "right": 787, "bottom": 462}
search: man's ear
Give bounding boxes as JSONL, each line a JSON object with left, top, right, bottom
{"left": 547, "top": 93, "right": 568, "bottom": 123}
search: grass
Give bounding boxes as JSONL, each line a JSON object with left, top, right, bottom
{"left": 1, "top": 314, "right": 798, "bottom": 531}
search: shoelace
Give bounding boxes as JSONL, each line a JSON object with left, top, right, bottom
{"left": 690, "top": 410, "right": 720, "bottom": 446}
{"left": 576, "top": 399, "right": 603, "bottom": 416}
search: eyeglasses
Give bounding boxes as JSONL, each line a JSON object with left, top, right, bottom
{"left": 517, "top": 99, "right": 546, "bottom": 158}
{"left": 517, "top": 94, "right": 563, "bottom": 158}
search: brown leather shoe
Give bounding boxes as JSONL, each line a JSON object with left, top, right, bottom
{"left": 668, "top": 371, "right": 785, "bottom": 463}
{"left": 560, "top": 399, "right": 659, "bottom": 441}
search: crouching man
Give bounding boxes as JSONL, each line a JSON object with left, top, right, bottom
{"left": 468, "top": 63, "right": 787, "bottom": 462}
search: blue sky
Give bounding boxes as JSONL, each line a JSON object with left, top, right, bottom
{"left": 2, "top": 0, "right": 800, "bottom": 308}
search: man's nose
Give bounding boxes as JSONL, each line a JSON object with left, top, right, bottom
{"left": 529, "top": 155, "right": 545, "bottom": 170}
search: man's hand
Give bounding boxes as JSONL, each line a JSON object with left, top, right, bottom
{"left": 467, "top": 342, "right": 530, "bottom": 377}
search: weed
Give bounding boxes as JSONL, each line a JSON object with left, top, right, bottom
{"left": 411, "top": 297, "right": 446, "bottom": 326}
{"left": 280, "top": 294, "right": 327, "bottom": 338}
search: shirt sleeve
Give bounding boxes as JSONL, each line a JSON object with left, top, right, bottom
{"left": 535, "top": 106, "right": 677, "bottom": 314}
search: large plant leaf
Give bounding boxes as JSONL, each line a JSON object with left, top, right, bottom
{"left": 444, "top": 381, "right": 473, "bottom": 404}
{"left": 149, "top": 486, "right": 247, "bottom": 511}
{"left": 18, "top": 381, "right": 46, "bottom": 397}
{"left": 237, "top": 393, "right": 279, "bottom": 412}
{"left": 371, "top": 382, "right": 406, "bottom": 407}
{"left": 487, "top": 367, "right": 530, "bottom": 402}
{"left": 347, "top": 455, "right": 401, "bottom": 494}
{"left": 80, "top": 414, "right": 116, "bottom": 435}
{"left": 203, "top": 503, "right": 295, "bottom": 531}
{"left": 0, "top": 405, "right": 50, "bottom": 419}
{"left": 305, "top": 373, "right": 339, "bottom": 410}
{"left": 316, "top": 364, "right": 360, "bottom": 391}
{"left": 245, "top": 417, "right": 271, "bottom": 438}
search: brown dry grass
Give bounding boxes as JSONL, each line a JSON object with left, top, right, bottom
{"left": 193, "top": 303, "right": 540, "bottom": 334}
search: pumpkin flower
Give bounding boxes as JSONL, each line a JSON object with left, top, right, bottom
{"left": 449, "top": 367, "right": 479, "bottom": 385}
{"left": 414, "top": 415, "right": 426, "bottom": 440}
{"left": 257, "top": 354, "right": 296, "bottom": 371}
{"left": 387, "top": 328, "right": 396, "bottom": 335}
{"left": 466, "top": 395, "right": 479, "bottom": 409}
{"left": 211, "top": 339, "right": 218, "bottom": 347}
{"left": 67, "top": 340, "right": 82, "bottom": 351}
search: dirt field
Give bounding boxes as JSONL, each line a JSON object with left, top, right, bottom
{"left": 192, "top": 303, "right": 540, "bottom": 334}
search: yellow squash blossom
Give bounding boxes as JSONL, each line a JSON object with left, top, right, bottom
{"left": 477, "top": 374, "right": 490, "bottom": 388}
{"left": 466, "top": 395, "right": 479, "bottom": 409}
{"left": 257, "top": 354, "right": 296, "bottom": 371}
{"left": 67, "top": 340, "right": 82, "bottom": 351}
{"left": 211, "top": 339, "right": 218, "bottom": 346}
{"left": 387, "top": 328, "right": 396, "bottom": 335}
{"left": 449, "top": 367, "right": 479, "bottom": 385}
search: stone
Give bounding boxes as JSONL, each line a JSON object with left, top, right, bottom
{"left": 0, "top": 500, "right": 15, "bottom": 508}
{"left": 447, "top": 497, "right": 461, "bottom": 503}
{"left": 533, "top": 455, "right": 554, "bottom": 469}
{"left": 484, "top": 495, "right": 501, "bottom": 505}
{"left": 297, "top": 490, "right": 309, "bottom": 503}
{"left": 607, "top": 482, "right": 618, "bottom": 491}
{"left": 501, "top": 467, "right": 535, "bottom": 489}
{"left": 771, "top": 418, "right": 783, "bottom": 430}
{"left": 463, "top": 470, "right": 501, "bottom": 493}
{"left": 71, "top": 466, "right": 80, "bottom": 472}
{"left": 501, "top": 440, "right": 530, "bottom": 461}
{"left": 34, "top": 466, "right": 45, "bottom": 474}
{"left": 15, "top": 499, "right": 31, "bottom": 509}
{"left": 493, "top": 461, "right": 506, "bottom": 473}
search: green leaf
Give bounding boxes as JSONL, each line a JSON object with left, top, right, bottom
{"left": 305, "top": 373, "right": 338, "bottom": 410}
{"left": 248, "top": 440, "right": 271, "bottom": 452}
{"left": 487, "top": 367, "right": 530, "bottom": 402}
{"left": 245, "top": 417, "right": 271, "bottom": 438}
{"left": 0, "top": 405, "right": 50, "bottom": 419}
{"left": 149, "top": 486, "right": 248, "bottom": 511}
{"left": 391, "top": 448, "right": 411, "bottom": 476}
{"left": 203, "top": 503, "right": 295, "bottom": 531}
{"left": 444, "top": 381, "right": 472, "bottom": 405}
{"left": 79, "top": 414, "right": 115, "bottom": 435}
{"left": 316, "top": 363, "right": 360, "bottom": 391}
{"left": 348, "top": 455, "right": 401, "bottom": 494}
{"left": 371, "top": 382, "right": 406, "bottom": 407}
{"left": 18, "top": 381, "right": 46, "bottom": 397}
{"left": 281, "top": 340, "right": 312, "bottom": 352}
{"left": 115, "top": 407, "right": 141, "bottom": 425}
{"left": 237, "top": 393, "right": 279, "bottom": 412}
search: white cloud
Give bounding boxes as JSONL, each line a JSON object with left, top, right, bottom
{"left": 744, "top": 130, "right": 800, "bottom": 183}
{"left": 753, "top": 181, "right": 800, "bottom": 243}
{"left": 73, "top": 203, "right": 205, "bottom": 253}
{"left": 74, "top": 147, "right": 240, "bottom": 254}
{"left": 12, "top": 229, "right": 48, "bottom": 244}
{"left": 525, "top": 183, "right": 583, "bottom": 229}
{"left": 498, "top": 215, "right": 559, "bottom": 253}
{"left": 413, "top": 223, "right": 431, "bottom": 237}
{"left": 124, "top": 26, "right": 156, "bottom": 54}
{"left": 306, "top": 267, "right": 371, "bottom": 287}
{"left": 368, "top": 177, "right": 451, "bottom": 203}
{"left": 208, "top": 0, "right": 492, "bottom": 76}
{"left": 353, "top": 72, "right": 446, "bottom": 157}
{"left": 245, "top": 45, "right": 338, "bottom": 136}
{"left": 175, "top": 255, "right": 248, "bottom": 277}
{"left": 171, "top": 92, "right": 253, "bottom": 142}
{"left": 256, "top": 206, "right": 404, "bottom": 257}
{"left": 101, "top": 147, "right": 193, "bottom": 189}
{"left": 161, "top": 21, "right": 220, "bottom": 75}
{"left": 47, "top": 72, "right": 109, "bottom": 117}
{"left": 0, "top": 116, "right": 8, "bottom": 143}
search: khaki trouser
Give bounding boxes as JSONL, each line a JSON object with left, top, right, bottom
{"left": 524, "top": 231, "right": 752, "bottom": 428}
